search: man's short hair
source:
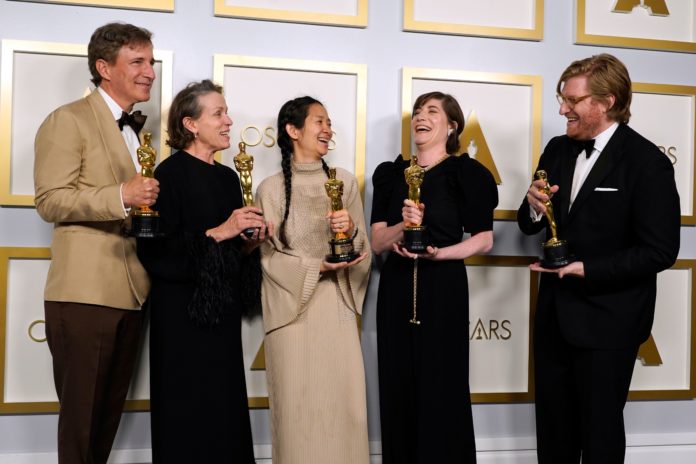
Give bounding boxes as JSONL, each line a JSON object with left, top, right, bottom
{"left": 556, "top": 53, "right": 632, "bottom": 124}
{"left": 87, "top": 23, "right": 152, "bottom": 87}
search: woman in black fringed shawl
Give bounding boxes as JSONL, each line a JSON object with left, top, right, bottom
{"left": 137, "top": 80, "right": 271, "bottom": 463}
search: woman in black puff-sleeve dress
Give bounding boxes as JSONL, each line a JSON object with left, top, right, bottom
{"left": 370, "top": 91, "right": 498, "bottom": 464}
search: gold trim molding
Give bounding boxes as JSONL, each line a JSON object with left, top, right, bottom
{"left": 628, "top": 259, "right": 696, "bottom": 400}
{"left": 464, "top": 255, "right": 538, "bottom": 404}
{"left": 213, "top": 54, "right": 367, "bottom": 198}
{"left": 0, "top": 39, "right": 173, "bottom": 207}
{"left": 576, "top": 0, "right": 696, "bottom": 53}
{"left": 632, "top": 82, "right": 696, "bottom": 225}
{"left": 0, "top": 247, "right": 150, "bottom": 413}
{"left": 214, "top": 0, "right": 368, "bottom": 28}
{"left": 10, "top": 0, "right": 174, "bottom": 11}
{"left": 401, "top": 67, "right": 543, "bottom": 220}
{"left": 403, "top": 0, "right": 543, "bottom": 41}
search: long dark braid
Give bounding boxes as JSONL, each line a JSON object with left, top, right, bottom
{"left": 276, "top": 96, "right": 330, "bottom": 247}
{"left": 320, "top": 158, "right": 330, "bottom": 177}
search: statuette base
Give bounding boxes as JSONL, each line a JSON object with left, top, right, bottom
{"left": 129, "top": 211, "right": 162, "bottom": 238}
{"left": 540, "top": 239, "right": 574, "bottom": 269}
{"left": 326, "top": 237, "right": 359, "bottom": 263}
{"left": 403, "top": 226, "right": 428, "bottom": 253}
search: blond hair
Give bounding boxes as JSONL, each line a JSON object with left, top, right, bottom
{"left": 556, "top": 53, "right": 632, "bottom": 123}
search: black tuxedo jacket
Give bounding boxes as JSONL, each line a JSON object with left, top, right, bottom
{"left": 518, "top": 124, "right": 680, "bottom": 349}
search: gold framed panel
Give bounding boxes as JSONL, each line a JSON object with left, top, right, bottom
{"left": 401, "top": 67, "right": 543, "bottom": 220}
{"left": 214, "top": 0, "right": 368, "bottom": 28}
{"left": 576, "top": 0, "right": 696, "bottom": 53}
{"left": 9, "top": 0, "right": 174, "bottom": 11}
{"left": 403, "top": 0, "right": 543, "bottom": 40}
{"left": 0, "top": 247, "right": 150, "bottom": 414}
{"left": 0, "top": 40, "right": 173, "bottom": 206}
{"left": 464, "top": 257, "right": 696, "bottom": 403}
{"left": 247, "top": 396, "right": 269, "bottom": 409}
{"left": 628, "top": 259, "right": 696, "bottom": 400}
{"left": 213, "top": 54, "right": 367, "bottom": 197}
{"left": 631, "top": 82, "right": 696, "bottom": 225}
{"left": 464, "top": 256, "right": 539, "bottom": 403}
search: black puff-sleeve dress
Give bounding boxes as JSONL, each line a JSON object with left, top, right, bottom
{"left": 370, "top": 154, "right": 498, "bottom": 464}
{"left": 137, "top": 150, "right": 258, "bottom": 463}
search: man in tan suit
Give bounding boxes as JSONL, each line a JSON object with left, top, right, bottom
{"left": 34, "top": 23, "right": 159, "bottom": 464}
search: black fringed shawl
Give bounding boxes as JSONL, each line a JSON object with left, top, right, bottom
{"left": 185, "top": 234, "right": 261, "bottom": 327}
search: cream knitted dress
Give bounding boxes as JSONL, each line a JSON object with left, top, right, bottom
{"left": 257, "top": 161, "right": 371, "bottom": 464}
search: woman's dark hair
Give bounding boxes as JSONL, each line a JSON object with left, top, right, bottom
{"left": 276, "top": 96, "right": 331, "bottom": 247}
{"left": 88, "top": 23, "right": 152, "bottom": 87}
{"left": 167, "top": 80, "right": 223, "bottom": 150}
{"left": 412, "top": 91, "right": 465, "bottom": 155}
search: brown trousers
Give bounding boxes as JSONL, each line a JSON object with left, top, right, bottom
{"left": 44, "top": 301, "right": 143, "bottom": 464}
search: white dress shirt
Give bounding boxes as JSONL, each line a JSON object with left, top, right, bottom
{"left": 569, "top": 122, "right": 618, "bottom": 209}
{"left": 97, "top": 87, "right": 141, "bottom": 214}
{"left": 97, "top": 86, "right": 141, "bottom": 170}
{"left": 531, "top": 122, "right": 619, "bottom": 221}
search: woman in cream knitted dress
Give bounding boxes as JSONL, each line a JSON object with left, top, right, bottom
{"left": 256, "top": 96, "right": 371, "bottom": 463}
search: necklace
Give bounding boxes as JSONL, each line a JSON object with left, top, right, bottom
{"left": 419, "top": 154, "right": 449, "bottom": 172}
{"left": 406, "top": 152, "right": 449, "bottom": 327}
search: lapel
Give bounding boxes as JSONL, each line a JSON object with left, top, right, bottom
{"left": 558, "top": 137, "right": 577, "bottom": 228}
{"left": 567, "top": 124, "right": 628, "bottom": 224}
{"left": 86, "top": 90, "right": 137, "bottom": 184}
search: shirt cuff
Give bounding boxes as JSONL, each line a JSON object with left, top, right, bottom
{"left": 530, "top": 208, "right": 544, "bottom": 223}
{"left": 120, "top": 183, "right": 130, "bottom": 217}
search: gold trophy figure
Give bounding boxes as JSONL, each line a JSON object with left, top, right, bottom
{"left": 535, "top": 170, "right": 573, "bottom": 268}
{"left": 129, "top": 132, "right": 161, "bottom": 237}
{"left": 402, "top": 155, "right": 428, "bottom": 252}
{"left": 233, "top": 141, "right": 259, "bottom": 238}
{"left": 325, "top": 168, "right": 358, "bottom": 263}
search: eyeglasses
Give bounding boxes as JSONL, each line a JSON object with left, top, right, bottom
{"left": 556, "top": 94, "right": 592, "bottom": 108}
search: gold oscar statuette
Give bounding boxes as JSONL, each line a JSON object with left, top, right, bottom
{"left": 535, "top": 170, "right": 574, "bottom": 268}
{"left": 325, "top": 167, "right": 358, "bottom": 263}
{"left": 402, "top": 155, "right": 428, "bottom": 252}
{"left": 233, "top": 141, "right": 259, "bottom": 238}
{"left": 129, "top": 132, "right": 162, "bottom": 238}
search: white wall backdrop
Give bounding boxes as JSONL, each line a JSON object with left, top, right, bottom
{"left": 1, "top": 0, "right": 695, "bottom": 461}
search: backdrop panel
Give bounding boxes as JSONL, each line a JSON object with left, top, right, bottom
{"left": 403, "top": 0, "right": 543, "bottom": 40}
{"left": 576, "top": 0, "right": 696, "bottom": 53}
{"left": 0, "top": 40, "right": 173, "bottom": 206}
{"left": 466, "top": 256, "right": 537, "bottom": 403}
{"left": 630, "top": 82, "right": 696, "bottom": 224}
{"left": 402, "top": 67, "right": 542, "bottom": 220}
{"left": 9, "top": 0, "right": 174, "bottom": 11}
{"left": 214, "top": 0, "right": 368, "bottom": 27}
{"left": 0, "top": 247, "right": 151, "bottom": 414}
{"left": 629, "top": 260, "right": 696, "bottom": 400}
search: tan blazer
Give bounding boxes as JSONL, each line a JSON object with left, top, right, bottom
{"left": 34, "top": 90, "right": 149, "bottom": 310}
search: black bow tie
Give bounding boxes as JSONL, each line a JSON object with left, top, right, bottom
{"left": 573, "top": 139, "right": 595, "bottom": 159}
{"left": 117, "top": 110, "right": 146, "bottom": 135}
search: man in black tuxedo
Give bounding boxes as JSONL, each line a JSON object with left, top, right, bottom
{"left": 517, "top": 54, "right": 680, "bottom": 463}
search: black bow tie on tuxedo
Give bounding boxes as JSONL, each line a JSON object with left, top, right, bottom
{"left": 117, "top": 110, "right": 146, "bottom": 135}
{"left": 573, "top": 139, "right": 595, "bottom": 159}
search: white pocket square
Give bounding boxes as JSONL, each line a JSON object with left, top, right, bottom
{"left": 595, "top": 187, "right": 618, "bottom": 192}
